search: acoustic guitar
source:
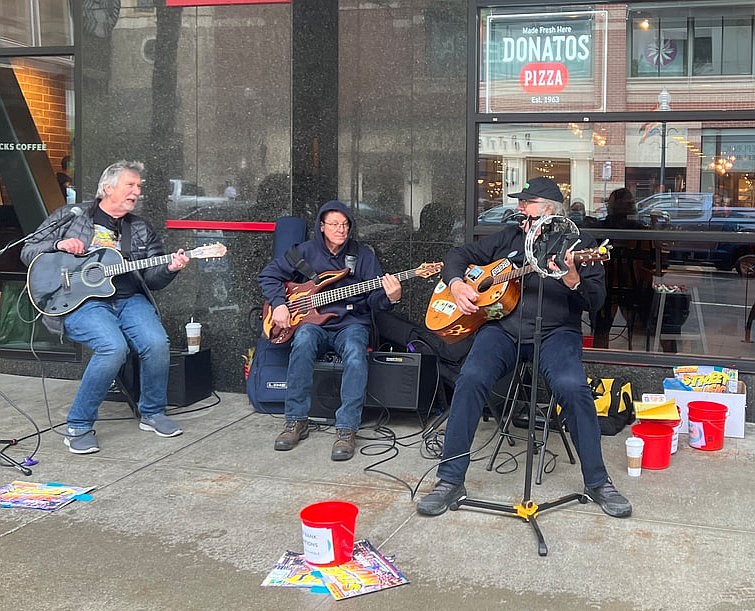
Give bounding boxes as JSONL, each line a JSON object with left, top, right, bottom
{"left": 27, "top": 243, "right": 227, "bottom": 316}
{"left": 262, "top": 261, "right": 443, "bottom": 344}
{"left": 425, "top": 247, "right": 610, "bottom": 343}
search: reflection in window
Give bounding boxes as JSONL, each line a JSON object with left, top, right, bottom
{"left": 0, "top": 0, "right": 73, "bottom": 48}
{"left": 630, "top": 17, "right": 688, "bottom": 77}
{"left": 630, "top": 10, "right": 753, "bottom": 78}
{"left": 722, "top": 18, "right": 753, "bottom": 75}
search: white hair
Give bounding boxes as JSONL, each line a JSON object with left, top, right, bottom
{"left": 96, "top": 160, "right": 144, "bottom": 199}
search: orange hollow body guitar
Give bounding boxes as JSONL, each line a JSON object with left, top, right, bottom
{"left": 425, "top": 247, "right": 610, "bottom": 344}
{"left": 262, "top": 262, "right": 443, "bottom": 344}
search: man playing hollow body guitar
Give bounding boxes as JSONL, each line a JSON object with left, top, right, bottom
{"left": 20, "top": 161, "right": 189, "bottom": 454}
{"left": 258, "top": 201, "right": 401, "bottom": 461}
{"left": 417, "top": 177, "right": 632, "bottom": 518}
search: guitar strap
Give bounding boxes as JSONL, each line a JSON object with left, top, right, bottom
{"left": 285, "top": 239, "right": 360, "bottom": 281}
{"left": 285, "top": 247, "right": 319, "bottom": 282}
{"left": 119, "top": 215, "right": 132, "bottom": 259}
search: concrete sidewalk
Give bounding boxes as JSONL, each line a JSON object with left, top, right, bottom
{"left": 1, "top": 371, "right": 754, "bottom": 610}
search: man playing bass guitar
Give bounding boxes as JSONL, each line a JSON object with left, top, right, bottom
{"left": 417, "top": 177, "right": 632, "bottom": 519}
{"left": 258, "top": 200, "right": 401, "bottom": 461}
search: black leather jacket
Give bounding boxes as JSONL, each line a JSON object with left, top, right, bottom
{"left": 20, "top": 200, "right": 177, "bottom": 335}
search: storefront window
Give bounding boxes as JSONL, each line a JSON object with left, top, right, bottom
{"left": 0, "top": 56, "right": 76, "bottom": 355}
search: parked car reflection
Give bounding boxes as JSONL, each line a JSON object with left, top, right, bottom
{"left": 477, "top": 204, "right": 517, "bottom": 225}
{"left": 636, "top": 192, "right": 755, "bottom": 274}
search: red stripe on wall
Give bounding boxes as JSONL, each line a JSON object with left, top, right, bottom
{"left": 165, "top": 220, "right": 276, "bottom": 232}
{"left": 166, "top": 1, "right": 290, "bottom": 6}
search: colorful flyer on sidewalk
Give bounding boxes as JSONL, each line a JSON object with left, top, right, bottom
{"left": 262, "top": 539, "right": 409, "bottom": 599}
{"left": 318, "top": 539, "right": 410, "bottom": 600}
{"left": 0, "top": 481, "right": 95, "bottom": 511}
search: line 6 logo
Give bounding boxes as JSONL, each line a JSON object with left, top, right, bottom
{"left": 519, "top": 62, "right": 568, "bottom": 93}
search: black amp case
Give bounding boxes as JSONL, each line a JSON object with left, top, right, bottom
{"left": 310, "top": 351, "right": 437, "bottom": 424}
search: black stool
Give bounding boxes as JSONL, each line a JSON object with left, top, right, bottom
{"left": 106, "top": 352, "right": 140, "bottom": 417}
{"left": 485, "top": 361, "right": 575, "bottom": 484}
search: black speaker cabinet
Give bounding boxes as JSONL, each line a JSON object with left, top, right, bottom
{"left": 309, "top": 358, "right": 346, "bottom": 423}
{"left": 167, "top": 349, "right": 213, "bottom": 407}
{"left": 309, "top": 352, "right": 437, "bottom": 423}
{"left": 107, "top": 349, "right": 213, "bottom": 408}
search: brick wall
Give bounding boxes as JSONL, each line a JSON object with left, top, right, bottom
{"left": 13, "top": 62, "right": 72, "bottom": 176}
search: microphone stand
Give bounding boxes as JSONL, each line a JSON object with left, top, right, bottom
{"left": 0, "top": 207, "right": 82, "bottom": 258}
{"left": 0, "top": 212, "right": 79, "bottom": 477}
{"left": 0, "top": 439, "right": 33, "bottom": 476}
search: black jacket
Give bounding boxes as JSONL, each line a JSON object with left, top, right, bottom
{"left": 442, "top": 223, "right": 606, "bottom": 342}
{"left": 20, "top": 201, "right": 177, "bottom": 335}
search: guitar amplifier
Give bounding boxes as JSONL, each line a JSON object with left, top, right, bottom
{"left": 310, "top": 352, "right": 437, "bottom": 424}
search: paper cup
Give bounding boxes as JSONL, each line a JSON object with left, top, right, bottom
{"left": 625, "top": 436, "right": 644, "bottom": 477}
{"left": 185, "top": 322, "right": 202, "bottom": 353}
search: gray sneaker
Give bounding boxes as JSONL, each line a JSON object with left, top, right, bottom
{"left": 64, "top": 428, "right": 100, "bottom": 454}
{"left": 139, "top": 413, "right": 183, "bottom": 438}
{"left": 417, "top": 480, "right": 467, "bottom": 516}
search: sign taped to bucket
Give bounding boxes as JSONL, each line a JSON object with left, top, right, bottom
{"left": 302, "top": 524, "right": 335, "bottom": 565}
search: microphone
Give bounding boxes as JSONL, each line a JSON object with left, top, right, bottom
{"left": 48, "top": 206, "right": 84, "bottom": 230}
{"left": 500, "top": 209, "right": 527, "bottom": 225}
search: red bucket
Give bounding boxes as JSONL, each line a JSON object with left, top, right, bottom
{"left": 687, "top": 401, "right": 728, "bottom": 451}
{"left": 631, "top": 422, "right": 674, "bottom": 469}
{"left": 300, "top": 501, "right": 359, "bottom": 566}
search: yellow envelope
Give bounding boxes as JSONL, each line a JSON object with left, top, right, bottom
{"left": 634, "top": 399, "right": 680, "bottom": 421}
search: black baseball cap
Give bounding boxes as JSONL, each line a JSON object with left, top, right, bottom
{"left": 507, "top": 177, "right": 564, "bottom": 203}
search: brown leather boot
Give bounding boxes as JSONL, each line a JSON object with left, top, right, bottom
{"left": 274, "top": 420, "right": 309, "bottom": 451}
{"left": 331, "top": 429, "right": 356, "bottom": 461}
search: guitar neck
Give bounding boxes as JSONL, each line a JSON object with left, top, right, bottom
{"left": 105, "top": 253, "right": 179, "bottom": 277}
{"left": 491, "top": 264, "right": 532, "bottom": 286}
{"left": 310, "top": 268, "right": 418, "bottom": 308}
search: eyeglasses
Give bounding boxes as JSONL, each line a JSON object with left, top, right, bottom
{"left": 321, "top": 221, "right": 350, "bottom": 229}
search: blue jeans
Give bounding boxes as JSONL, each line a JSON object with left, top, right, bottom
{"left": 285, "top": 323, "right": 369, "bottom": 431}
{"left": 63, "top": 294, "right": 171, "bottom": 430}
{"left": 437, "top": 324, "right": 609, "bottom": 490}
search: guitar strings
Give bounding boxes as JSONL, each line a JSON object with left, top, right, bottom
{"left": 285, "top": 270, "right": 422, "bottom": 310}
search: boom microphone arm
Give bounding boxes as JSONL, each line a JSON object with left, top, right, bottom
{"left": 0, "top": 206, "right": 83, "bottom": 258}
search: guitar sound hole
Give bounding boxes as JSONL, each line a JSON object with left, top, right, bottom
{"left": 478, "top": 278, "right": 493, "bottom": 292}
{"left": 81, "top": 264, "right": 105, "bottom": 287}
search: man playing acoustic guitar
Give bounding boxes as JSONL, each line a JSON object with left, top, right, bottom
{"left": 258, "top": 200, "right": 402, "bottom": 461}
{"left": 417, "top": 177, "right": 632, "bottom": 518}
{"left": 20, "top": 160, "right": 190, "bottom": 453}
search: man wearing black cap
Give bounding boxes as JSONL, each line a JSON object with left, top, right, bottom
{"left": 417, "top": 177, "right": 631, "bottom": 519}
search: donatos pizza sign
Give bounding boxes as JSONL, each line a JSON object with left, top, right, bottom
{"left": 485, "top": 16, "right": 593, "bottom": 95}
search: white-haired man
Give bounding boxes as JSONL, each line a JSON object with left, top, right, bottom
{"left": 21, "top": 160, "right": 189, "bottom": 454}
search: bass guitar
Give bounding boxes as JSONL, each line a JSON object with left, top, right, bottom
{"left": 425, "top": 246, "right": 610, "bottom": 343}
{"left": 262, "top": 261, "right": 443, "bottom": 344}
{"left": 27, "top": 243, "right": 227, "bottom": 316}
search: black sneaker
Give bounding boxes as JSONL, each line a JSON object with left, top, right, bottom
{"left": 584, "top": 479, "right": 632, "bottom": 518}
{"left": 416, "top": 480, "right": 466, "bottom": 516}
